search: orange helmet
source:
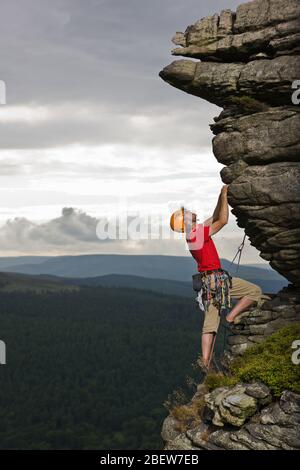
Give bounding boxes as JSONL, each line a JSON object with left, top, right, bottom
{"left": 170, "top": 207, "right": 185, "bottom": 233}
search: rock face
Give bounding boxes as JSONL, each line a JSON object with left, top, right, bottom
{"left": 159, "top": 0, "right": 300, "bottom": 285}
{"left": 224, "top": 284, "right": 300, "bottom": 361}
{"left": 159, "top": 0, "right": 300, "bottom": 451}
{"left": 163, "top": 384, "right": 300, "bottom": 450}
{"left": 204, "top": 383, "right": 263, "bottom": 427}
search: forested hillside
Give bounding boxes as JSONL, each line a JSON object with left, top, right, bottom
{"left": 0, "top": 286, "right": 214, "bottom": 449}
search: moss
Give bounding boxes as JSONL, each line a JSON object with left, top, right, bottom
{"left": 230, "top": 95, "right": 268, "bottom": 112}
{"left": 204, "top": 325, "right": 300, "bottom": 398}
{"left": 231, "top": 324, "right": 300, "bottom": 397}
{"left": 204, "top": 371, "right": 239, "bottom": 391}
{"left": 166, "top": 325, "right": 300, "bottom": 433}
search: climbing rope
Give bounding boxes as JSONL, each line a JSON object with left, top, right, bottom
{"left": 229, "top": 233, "right": 247, "bottom": 275}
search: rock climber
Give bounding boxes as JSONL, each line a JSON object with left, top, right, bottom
{"left": 170, "top": 184, "right": 264, "bottom": 369}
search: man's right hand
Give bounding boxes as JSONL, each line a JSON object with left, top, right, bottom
{"left": 209, "top": 185, "right": 229, "bottom": 236}
{"left": 221, "top": 184, "right": 228, "bottom": 196}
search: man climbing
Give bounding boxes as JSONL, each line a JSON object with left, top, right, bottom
{"left": 170, "top": 185, "right": 265, "bottom": 370}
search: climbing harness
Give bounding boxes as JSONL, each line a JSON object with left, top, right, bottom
{"left": 194, "top": 268, "right": 232, "bottom": 313}
{"left": 203, "top": 269, "right": 232, "bottom": 312}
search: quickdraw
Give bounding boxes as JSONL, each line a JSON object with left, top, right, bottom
{"left": 230, "top": 233, "right": 247, "bottom": 275}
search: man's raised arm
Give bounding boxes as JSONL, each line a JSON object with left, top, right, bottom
{"left": 208, "top": 185, "right": 229, "bottom": 237}
{"left": 203, "top": 192, "right": 222, "bottom": 226}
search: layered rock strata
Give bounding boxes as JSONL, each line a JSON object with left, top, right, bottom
{"left": 159, "top": 0, "right": 300, "bottom": 284}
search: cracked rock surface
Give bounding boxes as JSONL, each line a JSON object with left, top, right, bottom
{"left": 159, "top": 0, "right": 300, "bottom": 285}
{"left": 163, "top": 385, "right": 300, "bottom": 450}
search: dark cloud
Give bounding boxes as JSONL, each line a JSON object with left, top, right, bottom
{"left": 0, "top": 0, "right": 241, "bottom": 105}
{"left": 0, "top": 104, "right": 218, "bottom": 149}
{"left": 0, "top": 0, "right": 241, "bottom": 149}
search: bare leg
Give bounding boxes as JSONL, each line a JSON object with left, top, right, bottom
{"left": 226, "top": 296, "right": 254, "bottom": 323}
{"left": 202, "top": 332, "right": 215, "bottom": 368}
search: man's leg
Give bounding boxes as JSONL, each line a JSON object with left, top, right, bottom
{"left": 202, "top": 333, "right": 215, "bottom": 368}
{"left": 226, "top": 277, "right": 263, "bottom": 323}
{"left": 201, "top": 301, "right": 220, "bottom": 368}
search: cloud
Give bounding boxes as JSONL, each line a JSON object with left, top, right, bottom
{"left": 0, "top": 206, "right": 179, "bottom": 256}
{"left": 0, "top": 206, "right": 266, "bottom": 265}
{"left": 0, "top": 144, "right": 224, "bottom": 217}
{"left": 0, "top": 0, "right": 258, "bottom": 261}
{"left": 0, "top": 103, "right": 219, "bottom": 150}
{"left": 0, "top": 0, "right": 242, "bottom": 106}
{"left": 0, "top": 207, "right": 100, "bottom": 251}
{"left": 0, "top": 0, "right": 241, "bottom": 150}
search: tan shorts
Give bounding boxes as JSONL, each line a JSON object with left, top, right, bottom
{"left": 202, "top": 275, "right": 264, "bottom": 335}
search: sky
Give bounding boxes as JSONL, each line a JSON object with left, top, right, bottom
{"left": 0, "top": 0, "right": 267, "bottom": 264}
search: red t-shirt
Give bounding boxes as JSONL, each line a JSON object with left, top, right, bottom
{"left": 186, "top": 223, "right": 221, "bottom": 272}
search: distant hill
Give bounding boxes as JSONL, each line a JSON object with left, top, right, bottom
{"left": 245, "top": 263, "right": 273, "bottom": 270}
{"left": 0, "top": 254, "right": 288, "bottom": 288}
{"left": 58, "top": 273, "right": 284, "bottom": 295}
{"left": 0, "top": 269, "right": 286, "bottom": 296}
{"left": 0, "top": 272, "right": 79, "bottom": 294}
{"left": 60, "top": 273, "right": 193, "bottom": 297}
{"left": 0, "top": 271, "right": 192, "bottom": 298}
{"left": 0, "top": 256, "right": 49, "bottom": 270}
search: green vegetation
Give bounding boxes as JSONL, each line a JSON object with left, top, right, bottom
{"left": 230, "top": 95, "right": 269, "bottom": 113}
{"left": 170, "top": 396, "right": 205, "bottom": 433}
{"left": 0, "top": 286, "right": 209, "bottom": 449}
{"left": 205, "top": 324, "right": 300, "bottom": 398}
{"left": 2, "top": 276, "right": 296, "bottom": 448}
{"left": 204, "top": 371, "right": 239, "bottom": 391}
{"left": 232, "top": 324, "right": 300, "bottom": 397}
